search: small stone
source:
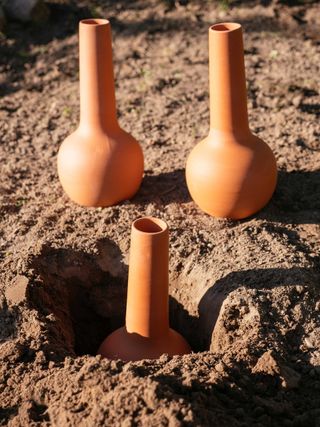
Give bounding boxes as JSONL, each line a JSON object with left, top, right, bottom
{"left": 215, "top": 362, "right": 226, "bottom": 373}
{"left": 5, "top": 275, "right": 29, "bottom": 305}
{"left": 292, "top": 95, "right": 302, "bottom": 108}
{"left": 252, "top": 350, "right": 300, "bottom": 390}
{"left": 295, "top": 285, "right": 304, "bottom": 294}
{"left": 304, "top": 338, "right": 314, "bottom": 349}
{"left": 252, "top": 350, "right": 280, "bottom": 376}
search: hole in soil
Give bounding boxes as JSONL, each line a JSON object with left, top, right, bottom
{"left": 28, "top": 242, "right": 127, "bottom": 358}
{"left": 27, "top": 242, "right": 215, "bottom": 360}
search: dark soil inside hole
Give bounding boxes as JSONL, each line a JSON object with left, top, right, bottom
{"left": 28, "top": 246, "right": 127, "bottom": 357}
{"left": 28, "top": 245, "right": 207, "bottom": 358}
{"left": 67, "top": 282, "right": 124, "bottom": 356}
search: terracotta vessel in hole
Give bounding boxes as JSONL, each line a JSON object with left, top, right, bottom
{"left": 98, "top": 217, "right": 191, "bottom": 361}
{"left": 186, "top": 23, "right": 277, "bottom": 219}
{"left": 57, "top": 19, "right": 144, "bottom": 207}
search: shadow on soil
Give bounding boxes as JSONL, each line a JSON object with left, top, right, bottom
{"left": 151, "top": 359, "right": 320, "bottom": 427}
{"left": 133, "top": 169, "right": 191, "bottom": 206}
{"left": 133, "top": 168, "right": 320, "bottom": 221}
{"left": 0, "top": 2, "right": 90, "bottom": 96}
{"left": 0, "top": 303, "right": 18, "bottom": 343}
{"left": 257, "top": 170, "right": 320, "bottom": 225}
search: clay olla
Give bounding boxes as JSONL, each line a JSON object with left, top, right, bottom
{"left": 186, "top": 23, "right": 277, "bottom": 219}
{"left": 57, "top": 19, "right": 144, "bottom": 207}
{"left": 98, "top": 217, "right": 191, "bottom": 361}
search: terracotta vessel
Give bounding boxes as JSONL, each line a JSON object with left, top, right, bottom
{"left": 57, "top": 19, "right": 144, "bottom": 207}
{"left": 98, "top": 217, "right": 191, "bottom": 361}
{"left": 186, "top": 23, "right": 277, "bottom": 219}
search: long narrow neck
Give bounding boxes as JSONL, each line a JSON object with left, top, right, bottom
{"left": 126, "top": 223, "right": 170, "bottom": 339}
{"left": 209, "top": 23, "right": 249, "bottom": 135}
{"left": 79, "top": 20, "right": 118, "bottom": 133}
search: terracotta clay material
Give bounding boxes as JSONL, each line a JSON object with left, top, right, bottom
{"left": 186, "top": 23, "right": 277, "bottom": 219}
{"left": 57, "top": 19, "right": 144, "bottom": 207}
{"left": 98, "top": 217, "right": 191, "bottom": 361}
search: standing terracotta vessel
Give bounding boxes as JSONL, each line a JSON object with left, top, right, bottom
{"left": 98, "top": 217, "right": 191, "bottom": 361}
{"left": 186, "top": 23, "right": 277, "bottom": 219}
{"left": 57, "top": 19, "right": 144, "bottom": 207}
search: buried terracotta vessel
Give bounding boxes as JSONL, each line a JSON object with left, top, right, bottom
{"left": 186, "top": 23, "right": 277, "bottom": 219}
{"left": 98, "top": 217, "right": 191, "bottom": 361}
{"left": 57, "top": 19, "right": 144, "bottom": 207}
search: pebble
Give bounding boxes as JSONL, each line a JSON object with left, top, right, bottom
{"left": 304, "top": 338, "right": 314, "bottom": 349}
{"left": 295, "top": 285, "right": 304, "bottom": 294}
{"left": 215, "top": 362, "right": 225, "bottom": 373}
{"left": 48, "top": 361, "right": 55, "bottom": 369}
{"left": 5, "top": 275, "right": 28, "bottom": 305}
{"left": 292, "top": 95, "right": 302, "bottom": 108}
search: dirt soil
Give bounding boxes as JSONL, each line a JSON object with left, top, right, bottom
{"left": 0, "top": 0, "right": 320, "bottom": 426}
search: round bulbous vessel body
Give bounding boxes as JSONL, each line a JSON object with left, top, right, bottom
{"left": 186, "top": 131, "right": 277, "bottom": 219}
{"left": 98, "top": 217, "right": 191, "bottom": 362}
{"left": 98, "top": 327, "right": 190, "bottom": 362}
{"left": 57, "top": 19, "right": 144, "bottom": 207}
{"left": 186, "top": 23, "right": 277, "bottom": 219}
{"left": 58, "top": 127, "right": 143, "bottom": 207}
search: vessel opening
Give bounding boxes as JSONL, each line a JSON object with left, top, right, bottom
{"left": 133, "top": 217, "right": 167, "bottom": 234}
{"left": 81, "top": 19, "right": 109, "bottom": 26}
{"left": 211, "top": 23, "right": 241, "bottom": 32}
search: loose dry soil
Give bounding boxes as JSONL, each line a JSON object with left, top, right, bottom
{"left": 0, "top": 0, "right": 320, "bottom": 426}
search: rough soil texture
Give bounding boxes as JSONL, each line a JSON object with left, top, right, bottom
{"left": 0, "top": 0, "right": 320, "bottom": 426}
